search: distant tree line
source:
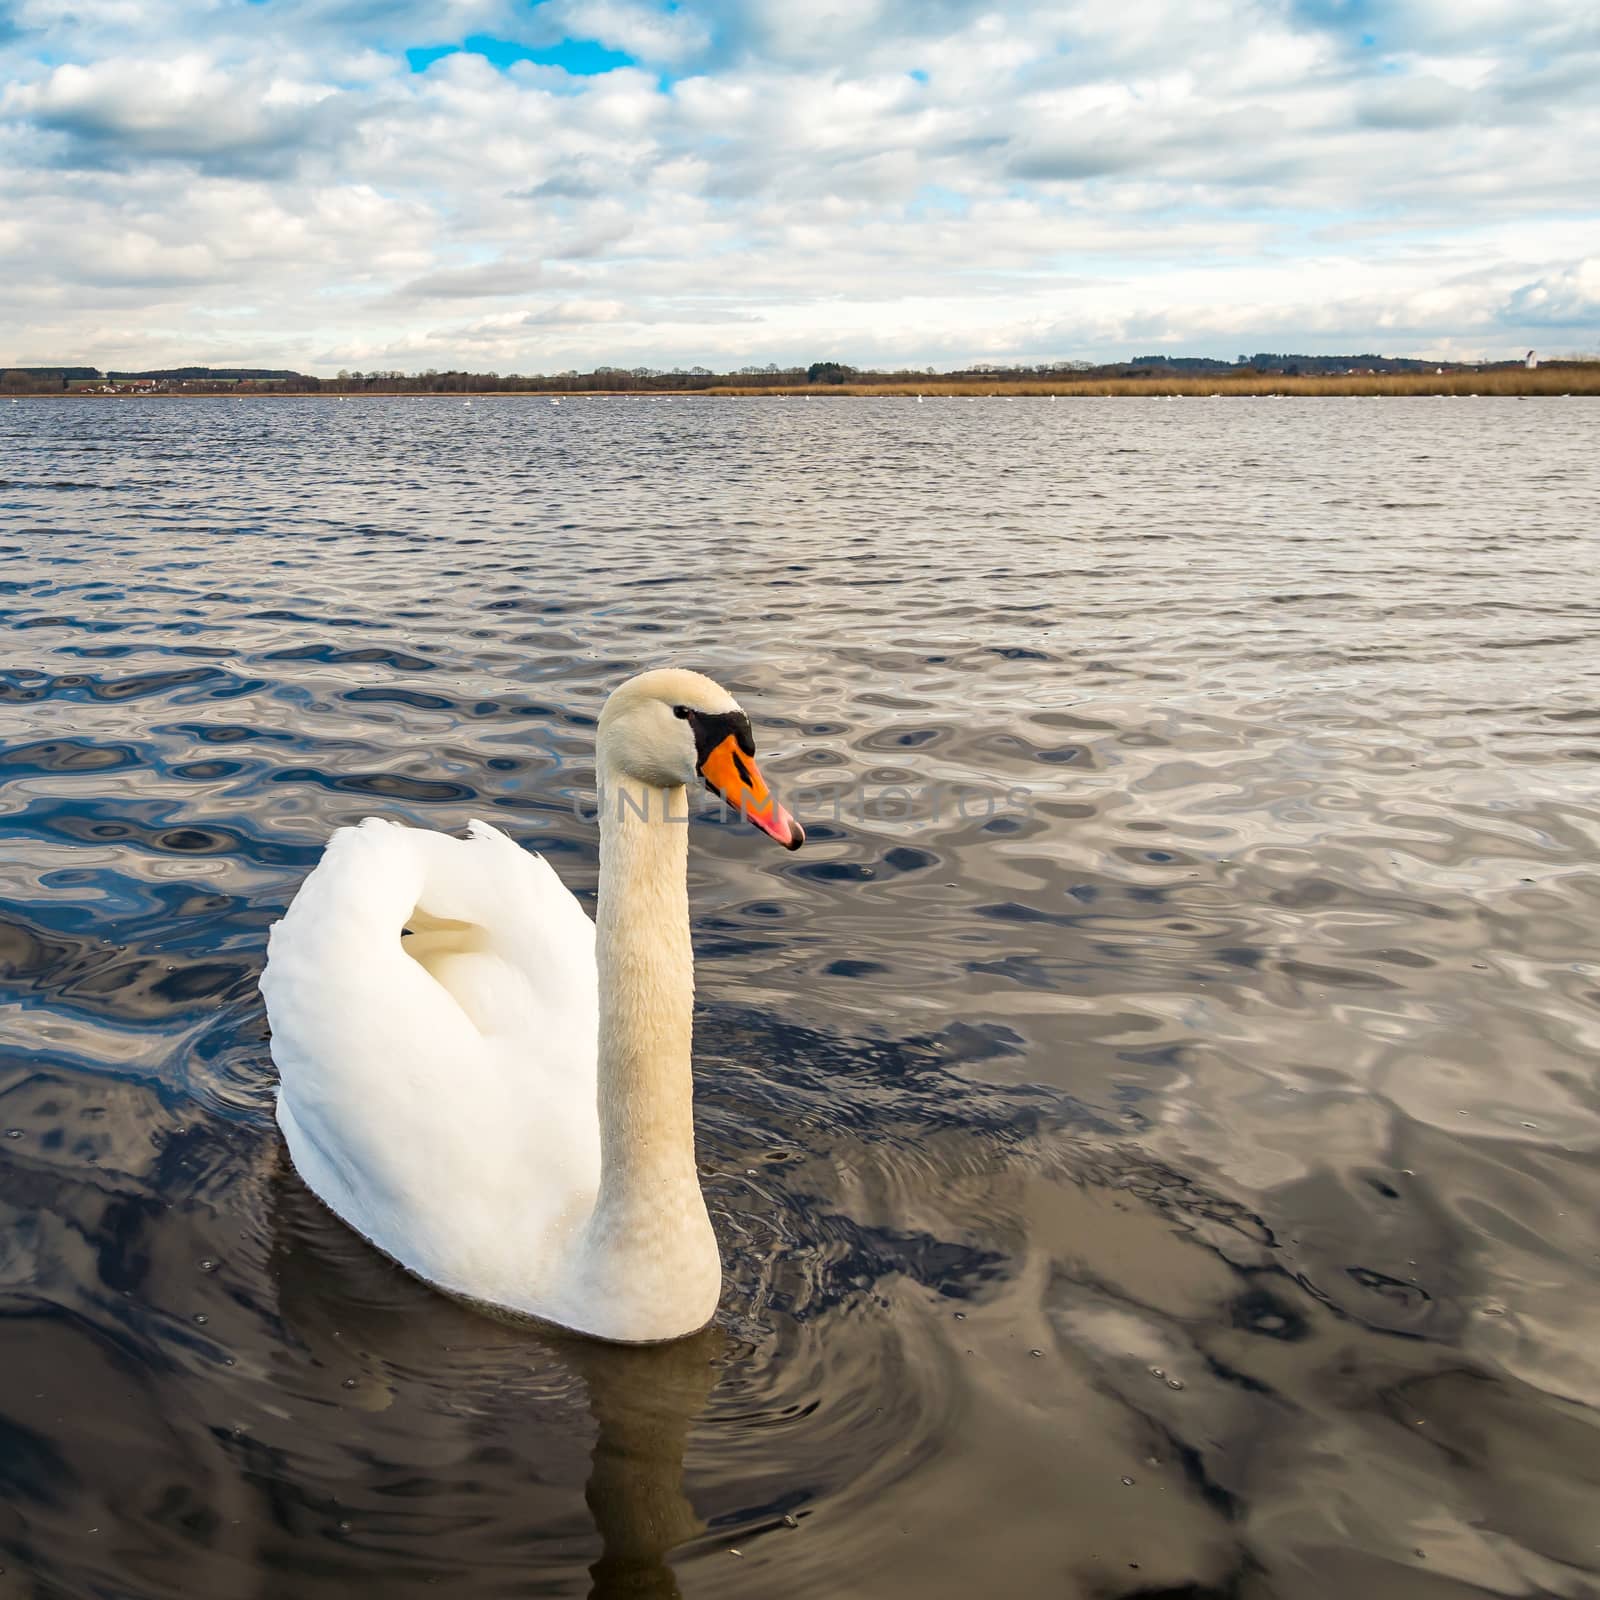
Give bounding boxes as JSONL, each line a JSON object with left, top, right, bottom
{"left": 1, "top": 366, "right": 99, "bottom": 393}
{"left": 106, "top": 367, "right": 303, "bottom": 381}
{"left": 5, "top": 353, "right": 1590, "bottom": 397}
{"left": 1127, "top": 352, "right": 1467, "bottom": 376}
{"left": 0, "top": 365, "right": 302, "bottom": 393}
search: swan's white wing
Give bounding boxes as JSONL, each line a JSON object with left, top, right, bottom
{"left": 262, "top": 818, "right": 599, "bottom": 1299}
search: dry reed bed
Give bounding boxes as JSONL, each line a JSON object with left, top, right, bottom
{"left": 705, "top": 368, "right": 1600, "bottom": 398}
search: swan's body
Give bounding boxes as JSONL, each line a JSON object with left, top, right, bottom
{"left": 262, "top": 669, "right": 802, "bottom": 1343}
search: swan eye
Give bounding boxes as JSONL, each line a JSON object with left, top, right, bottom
{"left": 673, "top": 705, "right": 690, "bottom": 719}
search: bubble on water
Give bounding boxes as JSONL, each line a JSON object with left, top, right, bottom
{"left": 342, "top": 1377, "right": 359, "bottom": 1389}
{"left": 1147, "top": 1366, "right": 1165, "bottom": 1379}
{"left": 193, "top": 1313, "right": 209, "bottom": 1325}
{"left": 953, "top": 1312, "right": 966, "bottom": 1321}
{"left": 1121, "top": 1476, "right": 1136, "bottom": 1486}
{"left": 1166, "top": 1377, "right": 1185, "bottom": 1391}
{"left": 4, "top": 1129, "right": 21, "bottom": 1139}
{"left": 198, "top": 1258, "right": 218, "bottom": 1273}
{"left": 782, "top": 1514, "right": 799, "bottom": 1529}
{"left": 1029, "top": 1349, "right": 1043, "bottom": 1358}
{"left": 1482, "top": 1303, "right": 1507, "bottom": 1317}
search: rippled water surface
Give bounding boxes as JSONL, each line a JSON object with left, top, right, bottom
{"left": 3, "top": 395, "right": 1600, "bottom": 1599}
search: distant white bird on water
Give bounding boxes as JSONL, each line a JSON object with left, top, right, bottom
{"left": 550, "top": 397, "right": 561, "bottom": 406}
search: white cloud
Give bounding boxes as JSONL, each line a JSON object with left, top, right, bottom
{"left": 1355, "top": 74, "right": 1473, "bottom": 129}
{"left": 4, "top": 53, "right": 348, "bottom": 169}
{"left": 1, "top": 0, "right": 1598, "bottom": 369}
{"left": 1505, "top": 259, "right": 1600, "bottom": 329}
{"left": 401, "top": 259, "right": 547, "bottom": 299}
{"left": 545, "top": 0, "right": 711, "bottom": 61}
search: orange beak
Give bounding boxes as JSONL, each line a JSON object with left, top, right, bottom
{"left": 699, "top": 733, "right": 804, "bottom": 850}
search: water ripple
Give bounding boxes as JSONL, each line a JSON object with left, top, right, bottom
{"left": 2, "top": 396, "right": 1599, "bottom": 1599}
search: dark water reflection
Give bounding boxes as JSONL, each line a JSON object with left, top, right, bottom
{"left": 3, "top": 394, "right": 1599, "bottom": 1598}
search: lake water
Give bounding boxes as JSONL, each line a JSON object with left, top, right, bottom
{"left": 2, "top": 394, "right": 1599, "bottom": 1599}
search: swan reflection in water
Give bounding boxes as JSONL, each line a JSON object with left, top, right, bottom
{"left": 574, "top": 1331, "right": 719, "bottom": 1599}
{"left": 266, "top": 1160, "right": 720, "bottom": 1600}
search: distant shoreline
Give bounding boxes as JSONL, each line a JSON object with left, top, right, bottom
{"left": 14, "top": 370, "right": 1599, "bottom": 399}
{"left": 711, "top": 369, "right": 1600, "bottom": 397}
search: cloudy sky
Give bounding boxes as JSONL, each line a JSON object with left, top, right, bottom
{"left": 3, "top": 0, "right": 1597, "bottom": 373}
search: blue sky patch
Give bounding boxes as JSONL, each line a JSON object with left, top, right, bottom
{"left": 406, "top": 35, "right": 638, "bottom": 76}
{"left": 910, "top": 184, "right": 969, "bottom": 218}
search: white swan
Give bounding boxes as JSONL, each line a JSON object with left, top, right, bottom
{"left": 261, "top": 669, "right": 804, "bottom": 1343}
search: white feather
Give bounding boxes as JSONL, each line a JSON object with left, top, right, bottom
{"left": 263, "top": 818, "right": 603, "bottom": 1312}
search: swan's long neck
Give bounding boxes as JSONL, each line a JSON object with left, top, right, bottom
{"left": 565, "top": 743, "right": 720, "bottom": 1342}
{"left": 592, "top": 763, "right": 699, "bottom": 1219}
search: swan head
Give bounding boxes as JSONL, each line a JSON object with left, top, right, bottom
{"left": 598, "top": 668, "right": 805, "bottom": 850}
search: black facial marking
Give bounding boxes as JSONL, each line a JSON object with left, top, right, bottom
{"left": 686, "top": 707, "right": 756, "bottom": 771}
